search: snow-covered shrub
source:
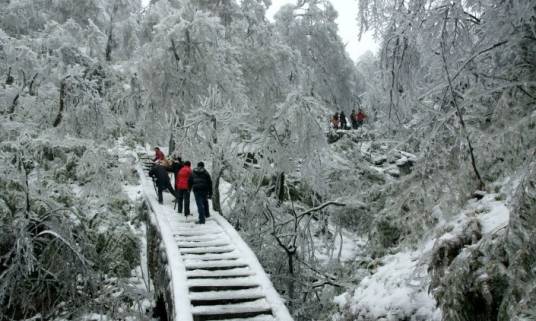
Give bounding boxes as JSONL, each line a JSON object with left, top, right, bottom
{"left": 0, "top": 123, "right": 143, "bottom": 320}
{"left": 499, "top": 159, "right": 536, "bottom": 320}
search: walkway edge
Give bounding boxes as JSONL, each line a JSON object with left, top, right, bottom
{"left": 135, "top": 163, "right": 194, "bottom": 321}
{"left": 212, "top": 212, "right": 294, "bottom": 321}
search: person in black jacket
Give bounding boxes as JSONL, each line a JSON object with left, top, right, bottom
{"left": 188, "top": 162, "right": 212, "bottom": 224}
{"left": 149, "top": 162, "right": 176, "bottom": 204}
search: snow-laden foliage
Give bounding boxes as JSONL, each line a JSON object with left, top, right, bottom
{"left": 1, "top": 0, "right": 534, "bottom": 320}
{"left": 0, "top": 124, "right": 145, "bottom": 320}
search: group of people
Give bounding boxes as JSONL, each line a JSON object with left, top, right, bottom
{"left": 149, "top": 147, "right": 213, "bottom": 224}
{"left": 330, "top": 109, "right": 367, "bottom": 130}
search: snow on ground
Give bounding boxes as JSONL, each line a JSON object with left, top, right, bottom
{"left": 333, "top": 190, "right": 511, "bottom": 321}
{"left": 475, "top": 195, "right": 509, "bottom": 234}
{"left": 315, "top": 225, "right": 366, "bottom": 263}
{"left": 334, "top": 251, "right": 441, "bottom": 321}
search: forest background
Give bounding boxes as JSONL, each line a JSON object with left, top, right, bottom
{"left": 0, "top": 0, "right": 535, "bottom": 320}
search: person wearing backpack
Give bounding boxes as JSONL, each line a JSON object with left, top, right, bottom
{"left": 175, "top": 161, "right": 192, "bottom": 216}
{"left": 188, "top": 162, "right": 213, "bottom": 224}
{"left": 149, "top": 162, "right": 177, "bottom": 204}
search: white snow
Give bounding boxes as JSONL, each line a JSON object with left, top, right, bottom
{"left": 187, "top": 276, "right": 259, "bottom": 288}
{"left": 135, "top": 162, "right": 194, "bottom": 321}
{"left": 191, "top": 298, "right": 271, "bottom": 315}
{"left": 213, "top": 212, "right": 294, "bottom": 321}
{"left": 476, "top": 195, "right": 509, "bottom": 234}
{"left": 189, "top": 288, "right": 265, "bottom": 301}
{"left": 334, "top": 251, "right": 441, "bottom": 321}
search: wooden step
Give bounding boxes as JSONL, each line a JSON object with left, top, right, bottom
{"left": 204, "top": 315, "right": 275, "bottom": 321}
{"left": 189, "top": 288, "right": 265, "bottom": 302}
{"left": 175, "top": 230, "right": 225, "bottom": 237}
{"left": 180, "top": 246, "right": 235, "bottom": 254}
{"left": 186, "top": 267, "right": 255, "bottom": 278}
{"left": 184, "top": 259, "right": 249, "bottom": 270}
{"left": 187, "top": 277, "right": 258, "bottom": 289}
{"left": 191, "top": 298, "right": 271, "bottom": 316}
{"left": 173, "top": 234, "right": 223, "bottom": 242}
{"left": 182, "top": 252, "right": 241, "bottom": 261}
{"left": 177, "top": 240, "right": 231, "bottom": 248}
{"left": 173, "top": 227, "right": 223, "bottom": 234}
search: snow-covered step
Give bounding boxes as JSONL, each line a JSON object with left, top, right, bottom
{"left": 184, "top": 259, "right": 249, "bottom": 270}
{"left": 175, "top": 234, "right": 224, "bottom": 242}
{"left": 177, "top": 240, "right": 231, "bottom": 248}
{"left": 190, "top": 298, "right": 271, "bottom": 316}
{"left": 189, "top": 288, "right": 265, "bottom": 302}
{"left": 186, "top": 267, "right": 256, "bottom": 278}
{"left": 175, "top": 230, "right": 225, "bottom": 237}
{"left": 187, "top": 276, "right": 259, "bottom": 288}
{"left": 173, "top": 224, "right": 223, "bottom": 235}
{"left": 182, "top": 252, "right": 241, "bottom": 261}
{"left": 180, "top": 245, "right": 235, "bottom": 254}
{"left": 205, "top": 315, "right": 275, "bottom": 321}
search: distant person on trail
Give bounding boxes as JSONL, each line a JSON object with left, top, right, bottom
{"left": 356, "top": 109, "right": 367, "bottom": 128}
{"left": 340, "top": 111, "right": 348, "bottom": 130}
{"left": 331, "top": 113, "right": 339, "bottom": 129}
{"left": 188, "top": 162, "right": 213, "bottom": 224}
{"left": 153, "top": 147, "right": 165, "bottom": 162}
{"left": 350, "top": 109, "right": 358, "bottom": 129}
{"left": 149, "top": 162, "right": 176, "bottom": 204}
{"left": 175, "top": 161, "right": 192, "bottom": 216}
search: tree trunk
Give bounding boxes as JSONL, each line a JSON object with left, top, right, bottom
{"left": 212, "top": 168, "right": 222, "bottom": 213}
{"left": 287, "top": 250, "right": 295, "bottom": 306}
{"left": 276, "top": 172, "right": 285, "bottom": 202}
{"left": 53, "top": 76, "right": 70, "bottom": 127}
{"left": 168, "top": 132, "right": 175, "bottom": 156}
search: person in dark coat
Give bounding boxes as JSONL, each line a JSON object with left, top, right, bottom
{"left": 340, "top": 111, "right": 348, "bottom": 130}
{"left": 175, "top": 161, "right": 192, "bottom": 216}
{"left": 149, "top": 162, "right": 176, "bottom": 204}
{"left": 350, "top": 109, "right": 358, "bottom": 129}
{"left": 188, "top": 162, "right": 212, "bottom": 224}
{"left": 169, "top": 156, "right": 183, "bottom": 187}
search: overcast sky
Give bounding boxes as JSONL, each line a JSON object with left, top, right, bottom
{"left": 140, "top": 0, "right": 378, "bottom": 61}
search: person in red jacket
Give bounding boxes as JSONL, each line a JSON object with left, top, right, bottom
{"left": 153, "top": 147, "right": 165, "bottom": 162}
{"left": 356, "top": 109, "right": 367, "bottom": 128}
{"left": 175, "top": 161, "right": 192, "bottom": 216}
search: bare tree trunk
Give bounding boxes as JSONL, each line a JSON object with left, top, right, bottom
{"left": 212, "top": 167, "right": 222, "bottom": 213}
{"left": 29, "top": 73, "right": 39, "bottom": 96}
{"left": 287, "top": 250, "right": 295, "bottom": 304}
{"left": 8, "top": 93, "right": 19, "bottom": 115}
{"left": 276, "top": 172, "right": 285, "bottom": 202}
{"left": 440, "top": 9, "right": 485, "bottom": 190}
{"left": 53, "top": 76, "right": 71, "bottom": 127}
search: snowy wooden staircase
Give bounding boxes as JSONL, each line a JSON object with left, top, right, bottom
{"left": 137, "top": 154, "right": 293, "bottom": 321}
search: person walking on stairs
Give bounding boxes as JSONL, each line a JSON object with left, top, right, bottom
{"left": 149, "top": 162, "right": 176, "bottom": 204}
{"left": 175, "top": 161, "right": 192, "bottom": 216}
{"left": 153, "top": 147, "right": 165, "bottom": 162}
{"left": 189, "top": 162, "right": 213, "bottom": 224}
